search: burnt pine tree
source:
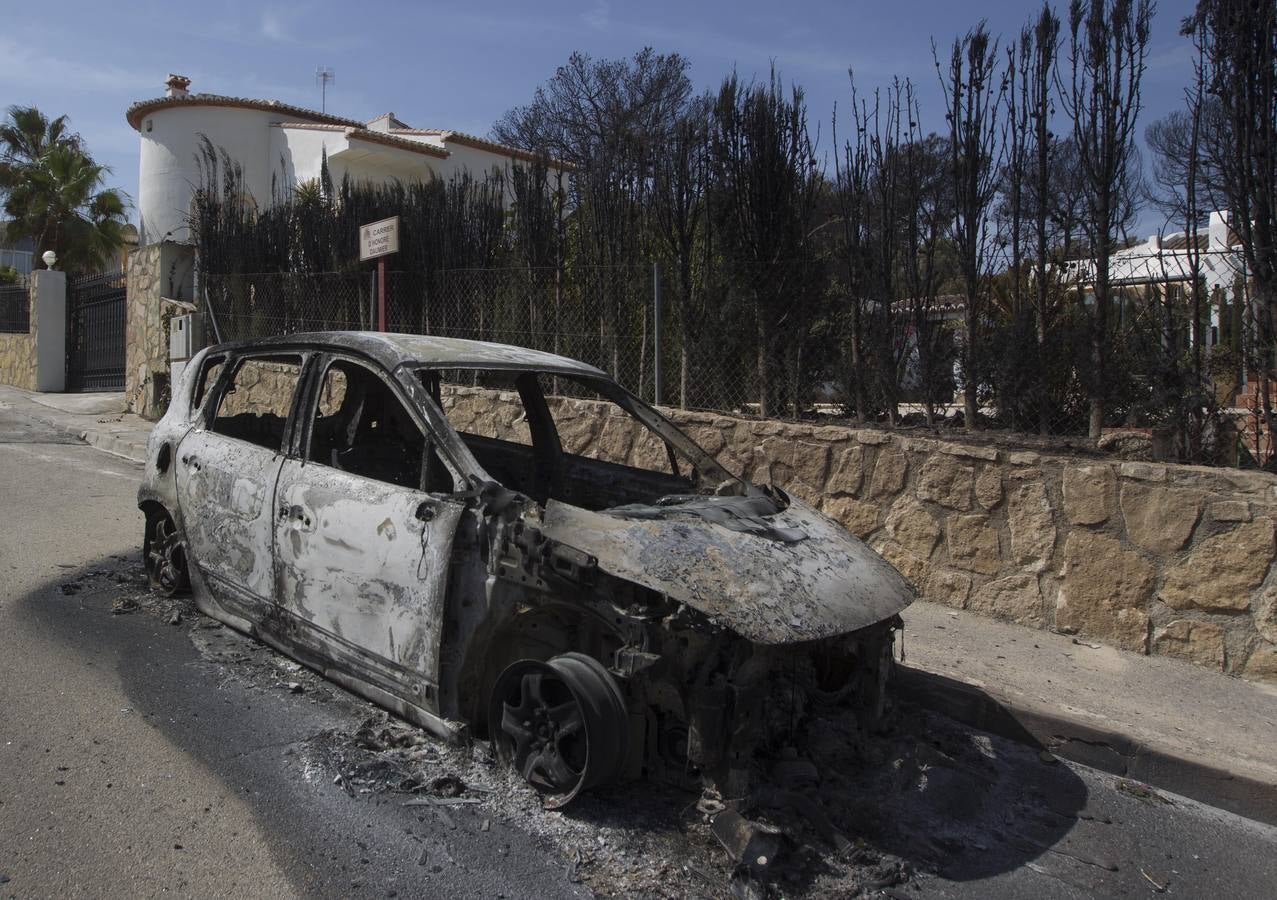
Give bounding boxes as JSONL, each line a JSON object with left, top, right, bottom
{"left": 832, "top": 79, "right": 876, "bottom": 422}
{"left": 494, "top": 50, "right": 693, "bottom": 379}
{"left": 897, "top": 126, "right": 953, "bottom": 426}
{"left": 1185, "top": 0, "right": 1277, "bottom": 450}
{"left": 1146, "top": 26, "right": 1217, "bottom": 459}
{"left": 1003, "top": 27, "right": 1032, "bottom": 318}
{"left": 710, "top": 71, "right": 821, "bottom": 417}
{"left": 510, "top": 154, "right": 567, "bottom": 355}
{"left": 1062, "top": 0, "right": 1153, "bottom": 438}
{"left": 938, "top": 23, "right": 1005, "bottom": 431}
{"left": 860, "top": 79, "right": 910, "bottom": 422}
{"left": 651, "top": 100, "right": 712, "bottom": 408}
{"left": 1027, "top": 4, "right": 1062, "bottom": 435}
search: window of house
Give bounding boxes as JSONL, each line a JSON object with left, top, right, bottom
{"left": 309, "top": 359, "right": 455, "bottom": 493}
{"left": 209, "top": 355, "right": 303, "bottom": 452}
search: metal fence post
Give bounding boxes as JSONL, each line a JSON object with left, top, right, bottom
{"left": 652, "top": 261, "right": 663, "bottom": 407}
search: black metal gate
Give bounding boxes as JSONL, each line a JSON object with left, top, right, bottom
{"left": 66, "top": 271, "right": 126, "bottom": 392}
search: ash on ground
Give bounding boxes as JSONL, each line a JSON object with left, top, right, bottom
{"left": 92, "top": 559, "right": 1086, "bottom": 899}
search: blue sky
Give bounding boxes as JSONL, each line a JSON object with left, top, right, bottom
{"left": 0, "top": 0, "right": 1200, "bottom": 235}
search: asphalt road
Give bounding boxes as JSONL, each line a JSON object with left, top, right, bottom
{"left": 0, "top": 407, "right": 586, "bottom": 900}
{"left": 2, "top": 400, "right": 1276, "bottom": 899}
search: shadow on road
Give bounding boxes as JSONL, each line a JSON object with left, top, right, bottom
{"left": 25, "top": 557, "right": 1092, "bottom": 897}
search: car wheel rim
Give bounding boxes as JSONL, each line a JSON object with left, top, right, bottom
{"left": 147, "top": 516, "right": 188, "bottom": 597}
{"left": 489, "top": 653, "right": 628, "bottom": 808}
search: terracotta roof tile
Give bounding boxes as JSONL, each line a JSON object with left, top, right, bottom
{"left": 127, "top": 93, "right": 364, "bottom": 130}
{"left": 390, "top": 128, "right": 571, "bottom": 169}
{"left": 126, "top": 94, "right": 566, "bottom": 169}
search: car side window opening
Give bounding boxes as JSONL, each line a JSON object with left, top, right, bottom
{"left": 309, "top": 359, "right": 455, "bottom": 494}
{"left": 190, "top": 354, "right": 225, "bottom": 413}
{"left": 208, "top": 355, "right": 303, "bottom": 452}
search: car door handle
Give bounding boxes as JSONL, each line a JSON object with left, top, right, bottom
{"left": 415, "top": 502, "right": 435, "bottom": 522}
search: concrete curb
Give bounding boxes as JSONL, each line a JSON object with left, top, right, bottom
{"left": 0, "top": 386, "right": 151, "bottom": 464}
{"left": 78, "top": 427, "right": 148, "bottom": 463}
{"left": 897, "top": 665, "right": 1277, "bottom": 828}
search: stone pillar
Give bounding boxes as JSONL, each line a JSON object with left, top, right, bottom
{"left": 32, "top": 270, "right": 66, "bottom": 392}
{"left": 125, "top": 241, "right": 195, "bottom": 417}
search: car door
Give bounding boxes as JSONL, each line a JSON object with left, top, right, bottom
{"left": 272, "top": 354, "right": 468, "bottom": 705}
{"left": 174, "top": 352, "right": 305, "bottom": 621}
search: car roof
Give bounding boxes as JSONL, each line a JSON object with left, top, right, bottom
{"left": 207, "top": 331, "right": 610, "bottom": 378}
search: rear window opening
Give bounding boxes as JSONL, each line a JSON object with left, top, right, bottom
{"left": 418, "top": 368, "right": 740, "bottom": 511}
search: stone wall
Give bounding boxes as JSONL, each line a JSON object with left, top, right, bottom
{"left": 0, "top": 284, "right": 37, "bottom": 391}
{"left": 441, "top": 385, "right": 1277, "bottom": 684}
{"left": 126, "top": 242, "right": 195, "bottom": 419}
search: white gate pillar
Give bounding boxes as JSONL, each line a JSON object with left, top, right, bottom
{"left": 32, "top": 270, "right": 67, "bottom": 392}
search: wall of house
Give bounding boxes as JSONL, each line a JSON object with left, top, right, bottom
{"left": 138, "top": 105, "right": 282, "bottom": 243}
{"left": 269, "top": 125, "right": 336, "bottom": 189}
{"left": 433, "top": 142, "right": 520, "bottom": 197}
{"left": 271, "top": 127, "right": 445, "bottom": 190}
{"left": 440, "top": 384, "right": 1277, "bottom": 684}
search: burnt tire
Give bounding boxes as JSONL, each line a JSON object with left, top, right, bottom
{"left": 144, "top": 511, "right": 190, "bottom": 598}
{"left": 489, "top": 652, "right": 628, "bottom": 808}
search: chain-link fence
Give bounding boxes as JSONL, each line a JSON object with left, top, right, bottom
{"left": 204, "top": 266, "right": 762, "bottom": 415}
{"left": 201, "top": 257, "right": 1259, "bottom": 464}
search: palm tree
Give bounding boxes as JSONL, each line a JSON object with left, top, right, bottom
{"left": 0, "top": 106, "right": 128, "bottom": 274}
{"left": 0, "top": 106, "right": 78, "bottom": 172}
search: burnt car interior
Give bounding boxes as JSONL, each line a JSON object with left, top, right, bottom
{"left": 420, "top": 368, "right": 721, "bottom": 510}
{"left": 309, "top": 358, "right": 455, "bottom": 493}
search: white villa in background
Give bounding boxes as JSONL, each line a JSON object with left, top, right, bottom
{"left": 128, "top": 75, "right": 565, "bottom": 245}
{"left": 1063, "top": 210, "right": 1247, "bottom": 350}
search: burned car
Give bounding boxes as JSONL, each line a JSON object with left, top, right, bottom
{"left": 139, "top": 332, "right": 913, "bottom": 807}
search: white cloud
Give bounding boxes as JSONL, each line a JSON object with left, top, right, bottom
{"left": 583, "top": 0, "right": 611, "bottom": 31}
{"left": 260, "top": 8, "right": 294, "bottom": 43}
{"left": 0, "top": 37, "right": 155, "bottom": 95}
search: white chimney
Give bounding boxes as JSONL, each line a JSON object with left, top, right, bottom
{"left": 165, "top": 74, "right": 191, "bottom": 99}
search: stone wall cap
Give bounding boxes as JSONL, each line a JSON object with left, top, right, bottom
{"left": 939, "top": 443, "right": 1000, "bottom": 462}
{"left": 1120, "top": 462, "right": 1169, "bottom": 482}
{"left": 851, "top": 429, "right": 892, "bottom": 445}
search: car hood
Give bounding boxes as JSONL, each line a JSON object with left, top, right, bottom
{"left": 540, "top": 494, "right": 914, "bottom": 645}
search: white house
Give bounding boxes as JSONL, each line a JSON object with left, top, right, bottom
{"left": 1062, "top": 210, "right": 1248, "bottom": 349}
{"left": 128, "top": 75, "right": 565, "bottom": 245}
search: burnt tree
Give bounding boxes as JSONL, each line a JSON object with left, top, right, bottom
{"left": 710, "top": 71, "right": 822, "bottom": 417}
{"left": 1185, "top": 0, "right": 1277, "bottom": 454}
{"left": 938, "top": 24, "right": 1005, "bottom": 430}
{"left": 1062, "top": 0, "right": 1153, "bottom": 438}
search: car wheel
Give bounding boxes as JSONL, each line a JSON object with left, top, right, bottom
{"left": 488, "top": 652, "right": 629, "bottom": 808}
{"left": 145, "top": 512, "right": 190, "bottom": 598}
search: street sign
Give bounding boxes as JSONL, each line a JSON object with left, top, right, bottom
{"left": 359, "top": 216, "right": 400, "bottom": 262}
{"left": 359, "top": 216, "right": 399, "bottom": 331}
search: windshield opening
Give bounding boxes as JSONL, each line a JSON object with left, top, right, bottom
{"left": 416, "top": 367, "right": 745, "bottom": 511}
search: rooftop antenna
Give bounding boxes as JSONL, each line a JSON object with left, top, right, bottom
{"left": 315, "top": 66, "right": 335, "bottom": 112}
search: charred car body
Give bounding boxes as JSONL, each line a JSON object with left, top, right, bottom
{"left": 139, "top": 332, "right": 914, "bottom": 807}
